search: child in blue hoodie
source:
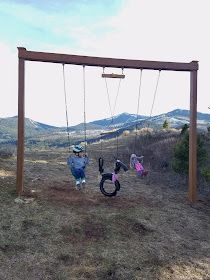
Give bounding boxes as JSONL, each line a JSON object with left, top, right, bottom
{"left": 67, "top": 145, "right": 89, "bottom": 189}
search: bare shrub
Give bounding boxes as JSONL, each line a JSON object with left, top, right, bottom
{"left": 122, "top": 130, "right": 130, "bottom": 136}
{"left": 125, "top": 129, "right": 180, "bottom": 171}
{"left": 0, "top": 148, "right": 15, "bottom": 159}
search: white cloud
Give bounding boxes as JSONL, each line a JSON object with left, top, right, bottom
{"left": 0, "top": 42, "right": 18, "bottom": 117}
{"left": 87, "top": 0, "right": 210, "bottom": 116}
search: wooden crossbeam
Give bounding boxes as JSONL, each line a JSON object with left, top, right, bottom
{"left": 18, "top": 47, "right": 198, "bottom": 71}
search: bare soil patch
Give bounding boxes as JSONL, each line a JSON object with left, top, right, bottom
{"left": 0, "top": 135, "right": 210, "bottom": 279}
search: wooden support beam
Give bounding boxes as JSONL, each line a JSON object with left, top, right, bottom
{"left": 102, "top": 73, "right": 125, "bottom": 79}
{"left": 18, "top": 47, "right": 198, "bottom": 72}
{"left": 16, "top": 56, "right": 25, "bottom": 195}
{"left": 189, "top": 70, "right": 198, "bottom": 202}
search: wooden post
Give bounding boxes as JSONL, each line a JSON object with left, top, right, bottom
{"left": 16, "top": 53, "right": 25, "bottom": 195}
{"left": 189, "top": 69, "right": 198, "bottom": 202}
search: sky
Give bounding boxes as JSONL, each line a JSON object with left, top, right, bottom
{"left": 0, "top": 0, "right": 210, "bottom": 126}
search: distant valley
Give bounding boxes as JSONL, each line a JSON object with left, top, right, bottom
{"left": 1, "top": 109, "right": 210, "bottom": 148}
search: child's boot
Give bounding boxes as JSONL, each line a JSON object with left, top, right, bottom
{"left": 142, "top": 170, "right": 148, "bottom": 177}
{"left": 81, "top": 178, "right": 86, "bottom": 188}
{"left": 75, "top": 179, "right": 81, "bottom": 190}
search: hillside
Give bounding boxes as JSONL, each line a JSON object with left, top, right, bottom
{"left": 0, "top": 116, "right": 62, "bottom": 137}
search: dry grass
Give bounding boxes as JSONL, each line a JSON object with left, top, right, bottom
{"left": 0, "top": 130, "right": 210, "bottom": 280}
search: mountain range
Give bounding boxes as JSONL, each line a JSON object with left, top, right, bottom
{"left": 72, "top": 109, "right": 210, "bottom": 131}
{"left": 0, "top": 109, "right": 210, "bottom": 145}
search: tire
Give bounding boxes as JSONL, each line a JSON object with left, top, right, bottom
{"left": 99, "top": 173, "right": 121, "bottom": 197}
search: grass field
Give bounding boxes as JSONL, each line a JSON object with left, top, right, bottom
{"left": 0, "top": 131, "right": 210, "bottom": 280}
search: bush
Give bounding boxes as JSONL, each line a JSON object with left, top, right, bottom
{"left": 180, "top": 123, "right": 189, "bottom": 135}
{"left": 123, "top": 130, "right": 130, "bottom": 136}
{"left": 201, "top": 165, "right": 210, "bottom": 182}
{"left": 172, "top": 132, "right": 208, "bottom": 174}
{"left": 0, "top": 149, "right": 14, "bottom": 159}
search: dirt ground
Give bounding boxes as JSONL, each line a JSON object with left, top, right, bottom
{"left": 0, "top": 141, "right": 210, "bottom": 280}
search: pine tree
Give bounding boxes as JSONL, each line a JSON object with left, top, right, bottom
{"left": 180, "top": 123, "right": 189, "bottom": 135}
{"left": 172, "top": 132, "right": 207, "bottom": 174}
{"left": 162, "top": 119, "right": 169, "bottom": 129}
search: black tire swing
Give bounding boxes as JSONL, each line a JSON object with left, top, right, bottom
{"left": 99, "top": 155, "right": 129, "bottom": 196}
{"left": 99, "top": 157, "right": 128, "bottom": 197}
{"left": 99, "top": 173, "right": 120, "bottom": 197}
{"left": 98, "top": 68, "right": 128, "bottom": 197}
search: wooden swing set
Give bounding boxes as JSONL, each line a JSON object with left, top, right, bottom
{"left": 16, "top": 47, "right": 198, "bottom": 202}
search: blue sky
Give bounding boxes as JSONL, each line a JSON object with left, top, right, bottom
{"left": 0, "top": 0, "right": 122, "bottom": 52}
{"left": 0, "top": 0, "right": 210, "bottom": 126}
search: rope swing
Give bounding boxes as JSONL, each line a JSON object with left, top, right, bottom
{"left": 100, "top": 68, "right": 124, "bottom": 158}
{"left": 149, "top": 70, "right": 161, "bottom": 119}
{"left": 62, "top": 64, "right": 71, "bottom": 153}
{"left": 83, "top": 65, "right": 87, "bottom": 153}
{"left": 102, "top": 67, "right": 124, "bottom": 128}
{"left": 134, "top": 69, "right": 143, "bottom": 154}
{"left": 62, "top": 64, "right": 88, "bottom": 154}
{"left": 98, "top": 67, "right": 124, "bottom": 176}
{"left": 141, "top": 70, "right": 162, "bottom": 129}
{"left": 133, "top": 69, "right": 161, "bottom": 155}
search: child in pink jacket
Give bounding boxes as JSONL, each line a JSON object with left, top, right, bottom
{"left": 130, "top": 154, "right": 148, "bottom": 177}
